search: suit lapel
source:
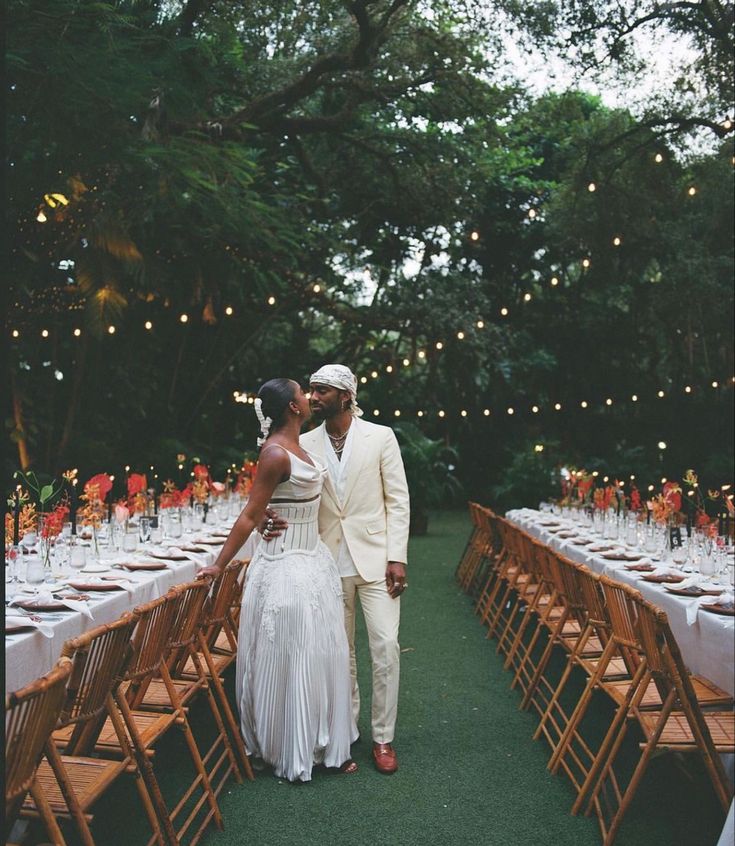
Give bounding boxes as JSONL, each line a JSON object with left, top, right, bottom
{"left": 302, "top": 424, "right": 338, "bottom": 506}
{"left": 341, "top": 419, "right": 372, "bottom": 508}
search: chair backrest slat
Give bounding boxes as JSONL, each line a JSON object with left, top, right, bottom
{"left": 59, "top": 613, "right": 137, "bottom": 754}
{"left": 5, "top": 658, "right": 73, "bottom": 833}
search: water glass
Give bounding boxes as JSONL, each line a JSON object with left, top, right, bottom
{"left": 69, "top": 544, "right": 86, "bottom": 571}
{"left": 25, "top": 552, "right": 46, "bottom": 585}
{"left": 122, "top": 529, "right": 138, "bottom": 554}
{"left": 165, "top": 510, "right": 183, "bottom": 540}
{"left": 139, "top": 516, "right": 152, "bottom": 545}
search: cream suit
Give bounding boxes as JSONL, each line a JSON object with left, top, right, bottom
{"left": 300, "top": 417, "right": 410, "bottom": 743}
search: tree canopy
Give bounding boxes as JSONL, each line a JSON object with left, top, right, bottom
{"left": 5, "top": 0, "right": 734, "bottom": 505}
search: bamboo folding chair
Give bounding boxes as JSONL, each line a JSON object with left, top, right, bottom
{"left": 522, "top": 554, "right": 607, "bottom": 719}
{"left": 53, "top": 592, "right": 226, "bottom": 846}
{"left": 467, "top": 507, "right": 502, "bottom": 599}
{"left": 494, "top": 531, "right": 549, "bottom": 662}
{"left": 455, "top": 502, "right": 484, "bottom": 587}
{"left": 474, "top": 513, "right": 511, "bottom": 622}
{"left": 134, "top": 580, "right": 250, "bottom": 791}
{"left": 545, "top": 567, "right": 648, "bottom": 793}
{"left": 479, "top": 521, "right": 536, "bottom": 641}
{"left": 174, "top": 562, "right": 254, "bottom": 781}
{"left": 548, "top": 573, "right": 732, "bottom": 816}
{"left": 458, "top": 505, "right": 495, "bottom": 596}
{"left": 580, "top": 585, "right": 734, "bottom": 845}
{"left": 21, "top": 614, "right": 172, "bottom": 846}
{"left": 6, "top": 658, "right": 73, "bottom": 845}
{"left": 207, "top": 558, "right": 250, "bottom": 659}
{"left": 509, "top": 546, "right": 585, "bottom": 702}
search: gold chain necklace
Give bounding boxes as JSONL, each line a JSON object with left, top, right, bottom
{"left": 327, "top": 426, "right": 350, "bottom": 456}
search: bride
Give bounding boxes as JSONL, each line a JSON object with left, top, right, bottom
{"left": 198, "top": 378, "right": 358, "bottom": 781}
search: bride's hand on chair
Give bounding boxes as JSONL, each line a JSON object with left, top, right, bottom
{"left": 196, "top": 565, "right": 222, "bottom": 581}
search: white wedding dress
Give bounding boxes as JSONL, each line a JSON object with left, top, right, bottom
{"left": 235, "top": 447, "right": 357, "bottom": 782}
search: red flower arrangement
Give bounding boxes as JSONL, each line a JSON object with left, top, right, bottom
{"left": 40, "top": 503, "right": 69, "bottom": 539}
{"left": 84, "top": 473, "right": 113, "bottom": 500}
{"left": 127, "top": 473, "right": 147, "bottom": 496}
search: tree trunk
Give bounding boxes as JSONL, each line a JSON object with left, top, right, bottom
{"left": 56, "top": 332, "right": 89, "bottom": 471}
{"left": 10, "top": 370, "right": 31, "bottom": 470}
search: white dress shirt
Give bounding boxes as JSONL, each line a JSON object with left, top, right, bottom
{"left": 323, "top": 424, "right": 359, "bottom": 577}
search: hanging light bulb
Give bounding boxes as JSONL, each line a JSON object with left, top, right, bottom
{"left": 435, "top": 341, "right": 443, "bottom": 350}
{"left": 587, "top": 182, "right": 596, "bottom": 192}
{"left": 476, "top": 320, "right": 484, "bottom": 329}
{"left": 267, "top": 296, "right": 276, "bottom": 306}
{"left": 613, "top": 236, "right": 622, "bottom": 246}
{"left": 580, "top": 401, "right": 588, "bottom": 408}
{"left": 483, "top": 409, "right": 490, "bottom": 416}
{"left": 225, "top": 306, "right": 233, "bottom": 316}
{"left": 500, "top": 307, "right": 508, "bottom": 316}
{"left": 550, "top": 276, "right": 559, "bottom": 286}
{"left": 457, "top": 331, "right": 465, "bottom": 339}
{"left": 654, "top": 153, "right": 663, "bottom": 163}
{"left": 531, "top": 405, "right": 539, "bottom": 413}
{"left": 179, "top": 314, "right": 188, "bottom": 324}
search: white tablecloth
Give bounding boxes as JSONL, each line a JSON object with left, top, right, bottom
{"left": 506, "top": 509, "right": 735, "bottom": 696}
{"left": 5, "top": 520, "right": 259, "bottom": 695}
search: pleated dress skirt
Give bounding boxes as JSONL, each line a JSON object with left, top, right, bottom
{"left": 235, "top": 500, "right": 357, "bottom": 782}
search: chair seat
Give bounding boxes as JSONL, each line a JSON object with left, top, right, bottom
{"left": 560, "top": 633, "right": 604, "bottom": 656}
{"left": 138, "top": 676, "right": 202, "bottom": 709}
{"left": 579, "top": 655, "right": 630, "bottom": 680}
{"left": 24, "top": 756, "right": 128, "bottom": 814}
{"left": 180, "top": 651, "right": 233, "bottom": 680}
{"left": 605, "top": 676, "right": 733, "bottom": 710}
{"left": 212, "top": 629, "right": 236, "bottom": 655}
{"left": 637, "top": 711, "right": 735, "bottom": 750}
{"left": 53, "top": 710, "right": 176, "bottom": 753}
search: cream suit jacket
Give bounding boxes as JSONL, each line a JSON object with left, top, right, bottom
{"left": 300, "top": 418, "right": 410, "bottom": 583}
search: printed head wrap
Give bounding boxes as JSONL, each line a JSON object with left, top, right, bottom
{"left": 309, "top": 364, "right": 363, "bottom": 417}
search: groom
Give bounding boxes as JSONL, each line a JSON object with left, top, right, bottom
{"left": 266, "top": 364, "right": 410, "bottom": 774}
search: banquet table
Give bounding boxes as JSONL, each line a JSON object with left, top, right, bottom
{"left": 5, "top": 517, "right": 259, "bottom": 696}
{"left": 506, "top": 508, "right": 735, "bottom": 696}
{"left": 506, "top": 508, "right": 735, "bottom": 846}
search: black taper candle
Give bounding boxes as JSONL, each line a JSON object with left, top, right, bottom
{"left": 13, "top": 487, "right": 21, "bottom": 546}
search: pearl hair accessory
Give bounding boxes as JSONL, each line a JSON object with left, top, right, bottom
{"left": 254, "top": 398, "right": 273, "bottom": 447}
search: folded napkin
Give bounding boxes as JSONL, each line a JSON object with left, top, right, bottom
{"left": 651, "top": 565, "right": 683, "bottom": 576}
{"left": 67, "top": 576, "right": 136, "bottom": 596}
{"left": 11, "top": 590, "right": 94, "bottom": 620}
{"left": 167, "top": 546, "right": 212, "bottom": 566}
{"left": 5, "top": 613, "right": 55, "bottom": 638}
{"left": 685, "top": 590, "right": 734, "bottom": 625}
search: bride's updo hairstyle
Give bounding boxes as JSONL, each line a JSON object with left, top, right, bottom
{"left": 254, "top": 378, "right": 297, "bottom": 448}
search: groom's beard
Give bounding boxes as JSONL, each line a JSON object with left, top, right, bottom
{"left": 310, "top": 404, "right": 336, "bottom": 421}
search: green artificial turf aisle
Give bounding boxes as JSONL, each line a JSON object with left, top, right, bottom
{"left": 87, "top": 509, "right": 724, "bottom": 846}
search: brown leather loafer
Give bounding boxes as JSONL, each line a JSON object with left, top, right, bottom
{"left": 372, "top": 742, "right": 398, "bottom": 774}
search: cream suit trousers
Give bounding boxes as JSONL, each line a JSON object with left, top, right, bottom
{"left": 341, "top": 573, "right": 401, "bottom": 744}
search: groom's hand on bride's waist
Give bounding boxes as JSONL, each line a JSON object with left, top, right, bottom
{"left": 260, "top": 508, "right": 288, "bottom": 542}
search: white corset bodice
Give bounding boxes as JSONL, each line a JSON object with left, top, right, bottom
{"left": 262, "top": 447, "right": 327, "bottom": 556}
